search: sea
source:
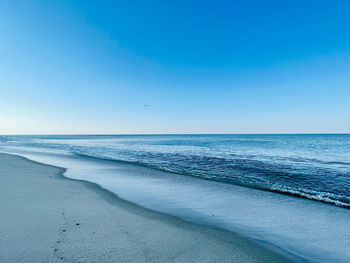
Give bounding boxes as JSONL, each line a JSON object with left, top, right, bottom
{"left": 0, "top": 134, "right": 349, "bottom": 262}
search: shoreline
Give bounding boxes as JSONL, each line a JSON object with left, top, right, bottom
{"left": 0, "top": 153, "right": 293, "bottom": 262}
{"left": 69, "top": 152, "right": 349, "bottom": 210}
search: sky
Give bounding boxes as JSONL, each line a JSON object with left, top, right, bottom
{"left": 0, "top": 0, "right": 349, "bottom": 134}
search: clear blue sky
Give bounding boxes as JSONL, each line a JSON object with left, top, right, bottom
{"left": 1, "top": 0, "right": 349, "bottom": 134}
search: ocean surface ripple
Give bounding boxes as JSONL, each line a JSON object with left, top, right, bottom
{"left": 1, "top": 134, "right": 349, "bottom": 208}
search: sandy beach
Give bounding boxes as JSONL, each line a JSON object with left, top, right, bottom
{"left": 0, "top": 153, "right": 292, "bottom": 263}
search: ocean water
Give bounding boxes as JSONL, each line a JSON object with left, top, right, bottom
{"left": 1, "top": 134, "right": 349, "bottom": 207}
{"left": 1, "top": 134, "right": 350, "bottom": 262}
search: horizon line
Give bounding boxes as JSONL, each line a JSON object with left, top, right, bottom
{"left": 1, "top": 133, "right": 349, "bottom": 136}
